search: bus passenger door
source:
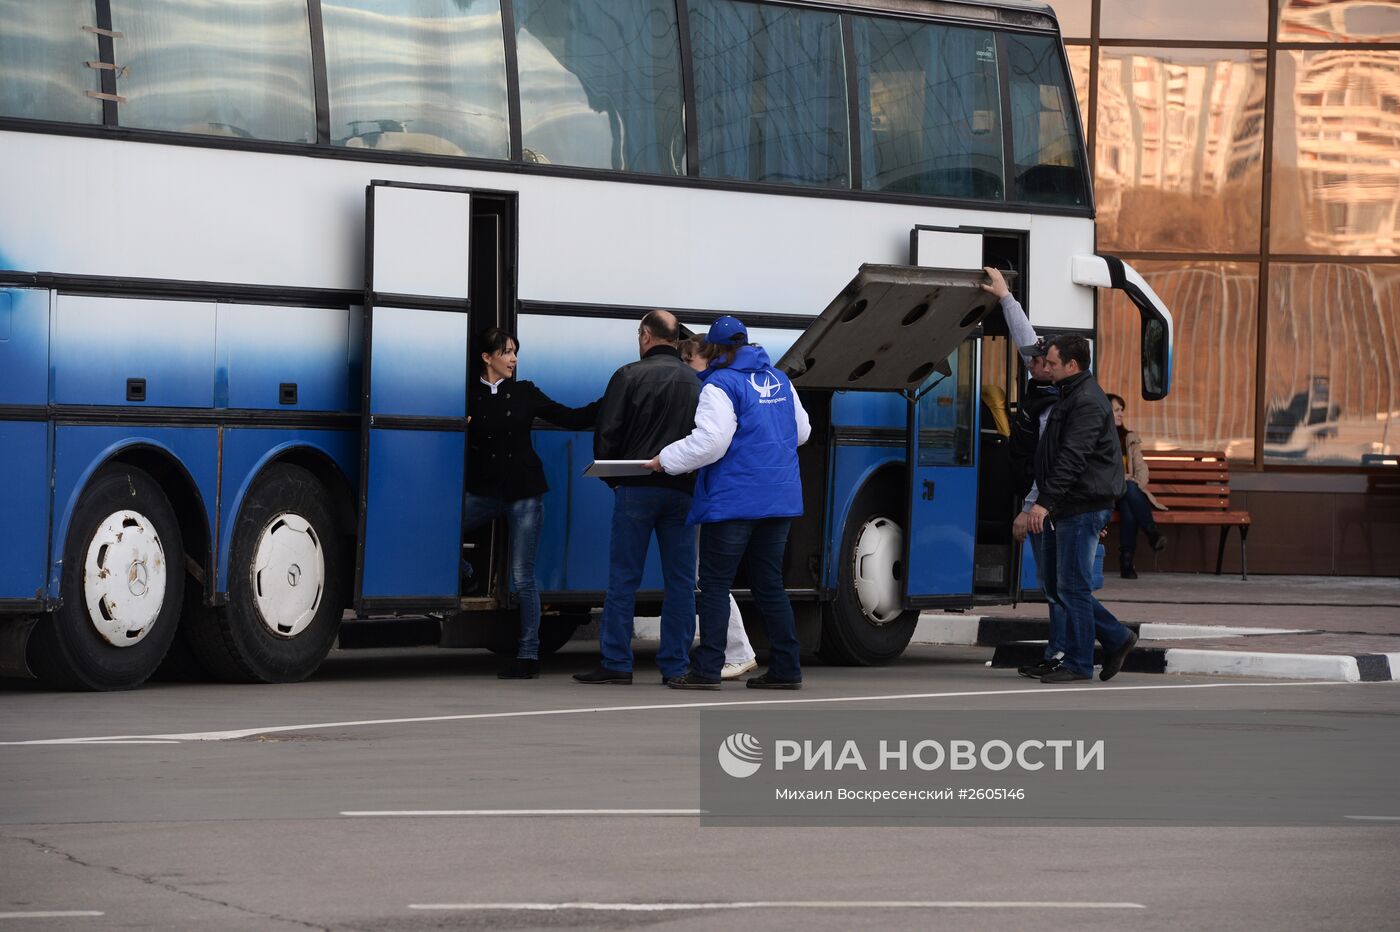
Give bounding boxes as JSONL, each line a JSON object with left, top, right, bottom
{"left": 355, "top": 181, "right": 472, "bottom": 613}
{"left": 903, "top": 337, "right": 979, "bottom": 605}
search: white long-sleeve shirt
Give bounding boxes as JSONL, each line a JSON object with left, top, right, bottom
{"left": 659, "top": 382, "right": 811, "bottom": 475}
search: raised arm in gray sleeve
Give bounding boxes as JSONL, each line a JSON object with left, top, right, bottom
{"left": 1000, "top": 293, "right": 1040, "bottom": 366}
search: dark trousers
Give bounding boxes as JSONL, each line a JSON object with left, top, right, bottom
{"left": 598, "top": 486, "right": 697, "bottom": 677}
{"left": 1043, "top": 509, "right": 1134, "bottom": 677}
{"left": 693, "top": 518, "right": 801, "bottom": 682}
{"left": 1116, "top": 482, "right": 1159, "bottom": 557}
{"left": 461, "top": 493, "right": 543, "bottom": 659}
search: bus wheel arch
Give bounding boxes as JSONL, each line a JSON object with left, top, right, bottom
{"left": 30, "top": 460, "right": 188, "bottom": 690}
{"left": 184, "top": 461, "right": 347, "bottom": 683}
{"left": 820, "top": 467, "right": 919, "bottom": 666}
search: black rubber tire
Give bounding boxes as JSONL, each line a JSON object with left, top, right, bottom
{"left": 183, "top": 464, "right": 345, "bottom": 683}
{"left": 29, "top": 464, "right": 184, "bottom": 691}
{"left": 818, "top": 480, "right": 919, "bottom": 666}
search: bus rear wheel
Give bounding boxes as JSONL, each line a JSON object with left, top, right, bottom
{"left": 30, "top": 464, "right": 184, "bottom": 690}
{"left": 185, "top": 464, "right": 345, "bottom": 683}
{"left": 819, "top": 483, "right": 918, "bottom": 665}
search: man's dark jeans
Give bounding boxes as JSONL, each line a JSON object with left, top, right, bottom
{"left": 692, "top": 517, "right": 801, "bottom": 682}
{"left": 1116, "top": 482, "right": 1159, "bottom": 557}
{"left": 1042, "top": 509, "right": 1134, "bottom": 677}
{"left": 599, "top": 486, "right": 696, "bottom": 678}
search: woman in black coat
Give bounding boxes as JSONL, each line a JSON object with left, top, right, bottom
{"left": 466, "top": 328, "right": 596, "bottom": 678}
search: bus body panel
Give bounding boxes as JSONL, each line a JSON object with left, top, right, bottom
{"left": 218, "top": 303, "right": 359, "bottom": 412}
{"left": 216, "top": 429, "right": 360, "bottom": 590}
{"left": 49, "top": 427, "right": 218, "bottom": 599}
{"left": 831, "top": 391, "right": 906, "bottom": 429}
{"left": 532, "top": 429, "right": 668, "bottom": 595}
{"left": 360, "top": 429, "right": 465, "bottom": 600}
{"left": 53, "top": 296, "right": 217, "bottom": 407}
{"left": 0, "top": 133, "right": 1095, "bottom": 327}
{"left": 0, "top": 289, "right": 49, "bottom": 406}
{"left": 0, "top": 422, "right": 50, "bottom": 602}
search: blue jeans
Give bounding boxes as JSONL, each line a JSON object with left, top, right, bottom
{"left": 1116, "top": 482, "right": 1159, "bottom": 557}
{"left": 462, "top": 493, "right": 543, "bottom": 660}
{"left": 693, "top": 518, "right": 801, "bottom": 682}
{"left": 1030, "top": 530, "right": 1066, "bottom": 662}
{"left": 599, "top": 486, "right": 697, "bottom": 677}
{"left": 1042, "top": 509, "right": 1134, "bottom": 677}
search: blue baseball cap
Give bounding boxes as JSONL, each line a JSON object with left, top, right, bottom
{"left": 707, "top": 315, "right": 748, "bottom": 345}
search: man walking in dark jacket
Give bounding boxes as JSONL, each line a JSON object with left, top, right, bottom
{"left": 1025, "top": 334, "right": 1138, "bottom": 683}
{"left": 574, "top": 310, "right": 701, "bottom": 685}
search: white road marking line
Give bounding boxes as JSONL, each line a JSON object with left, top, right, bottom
{"left": 0, "top": 679, "right": 1350, "bottom": 746}
{"left": 1344, "top": 815, "right": 1400, "bottom": 821}
{"left": 0, "top": 912, "right": 104, "bottom": 920}
{"left": 343, "top": 809, "right": 701, "bottom": 817}
{"left": 409, "top": 901, "right": 1146, "bottom": 912}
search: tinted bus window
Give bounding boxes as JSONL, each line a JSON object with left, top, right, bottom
{"left": 1006, "top": 33, "right": 1089, "bottom": 206}
{"left": 513, "top": 0, "right": 684, "bottom": 174}
{"left": 110, "top": 0, "right": 316, "bottom": 142}
{"left": 323, "top": 0, "right": 510, "bottom": 158}
{"left": 688, "top": 0, "right": 849, "bottom": 187}
{"left": 853, "top": 17, "right": 1004, "bottom": 199}
{"left": 0, "top": 0, "right": 102, "bottom": 124}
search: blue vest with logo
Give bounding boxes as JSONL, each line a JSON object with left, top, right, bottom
{"left": 689, "top": 345, "right": 803, "bottom": 525}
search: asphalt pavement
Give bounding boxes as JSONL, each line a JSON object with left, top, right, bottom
{"left": 3, "top": 610, "right": 1399, "bottom": 932}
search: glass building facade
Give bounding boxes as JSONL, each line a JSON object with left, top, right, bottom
{"left": 1061, "top": 0, "right": 1399, "bottom": 574}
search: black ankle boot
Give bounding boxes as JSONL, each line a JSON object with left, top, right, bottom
{"left": 1119, "top": 552, "right": 1138, "bottom": 579}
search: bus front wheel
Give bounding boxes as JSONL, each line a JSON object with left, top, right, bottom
{"left": 819, "top": 483, "right": 918, "bottom": 665}
{"left": 185, "top": 464, "right": 345, "bottom": 683}
{"left": 30, "top": 464, "right": 185, "bottom": 690}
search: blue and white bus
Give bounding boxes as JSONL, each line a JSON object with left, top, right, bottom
{"left": 0, "top": 0, "right": 1172, "bottom": 689}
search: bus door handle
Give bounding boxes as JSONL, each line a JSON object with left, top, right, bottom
{"left": 922, "top": 480, "right": 935, "bottom": 501}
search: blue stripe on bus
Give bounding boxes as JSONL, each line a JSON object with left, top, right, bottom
{"left": 0, "top": 422, "right": 50, "bottom": 600}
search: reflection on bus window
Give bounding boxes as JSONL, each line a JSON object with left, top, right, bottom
{"left": 853, "top": 17, "right": 1004, "bottom": 200}
{"left": 1006, "top": 33, "right": 1088, "bottom": 206}
{"left": 513, "top": 0, "right": 685, "bottom": 174}
{"left": 689, "top": 0, "right": 849, "bottom": 187}
{"left": 111, "top": 0, "right": 316, "bottom": 142}
{"left": 323, "top": 0, "right": 510, "bottom": 159}
{"left": 0, "top": 0, "right": 102, "bottom": 124}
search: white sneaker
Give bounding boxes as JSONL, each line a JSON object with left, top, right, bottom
{"left": 721, "top": 659, "right": 758, "bottom": 680}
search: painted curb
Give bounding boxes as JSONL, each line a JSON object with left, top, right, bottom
{"left": 990, "top": 640, "right": 1396, "bottom": 683}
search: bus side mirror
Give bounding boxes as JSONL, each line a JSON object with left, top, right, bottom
{"left": 1071, "top": 254, "right": 1173, "bottom": 402}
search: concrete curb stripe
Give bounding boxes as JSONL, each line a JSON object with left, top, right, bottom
{"left": 1163, "top": 649, "right": 1362, "bottom": 682}
{"left": 916, "top": 616, "right": 1310, "bottom": 647}
{"left": 989, "top": 641, "right": 1394, "bottom": 683}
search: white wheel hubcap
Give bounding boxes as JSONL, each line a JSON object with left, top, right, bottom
{"left": 851, "top": 515, "right": 904, "bottom": 625}
{"left": 251, "top": 513, "right": 324, "bottom": 638}
{"left": 83, "top": 510, "right": 168, "bottom": 647}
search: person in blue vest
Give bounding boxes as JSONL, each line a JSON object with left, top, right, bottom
{"left": 645, "top": 316, "right": 811, "bottom": 689}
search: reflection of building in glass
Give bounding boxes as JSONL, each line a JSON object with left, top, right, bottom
{"left": 1095, "top": 50, "right": 1266, "bottom": 252}
{"left": 1276, "top": 50, "right": 1400, "bottom": 254}
{"left": 1278, "top": 0, "right": 1400, "bottom": 44}
{"left": 1265, "top": 264, "right": 1400, "bottom": 463}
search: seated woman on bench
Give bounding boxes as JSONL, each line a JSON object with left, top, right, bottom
{"left": 1107, "top": 393, "right": 1168, "bottom": 578}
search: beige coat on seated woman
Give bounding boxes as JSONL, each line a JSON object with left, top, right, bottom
{"left": 1122, "top": 429, "right": 1167, "bottom": 512}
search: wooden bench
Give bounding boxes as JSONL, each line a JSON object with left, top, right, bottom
{"left": 1136, "top": 450, "right": 1252, "bottom": 579}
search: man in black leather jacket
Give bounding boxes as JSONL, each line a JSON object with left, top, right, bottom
{"left": 1025, "top": 334, "right": 1137, "bottom": 684}
{"left": 574, "top": 310, "right": 701, "bottom": 686}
